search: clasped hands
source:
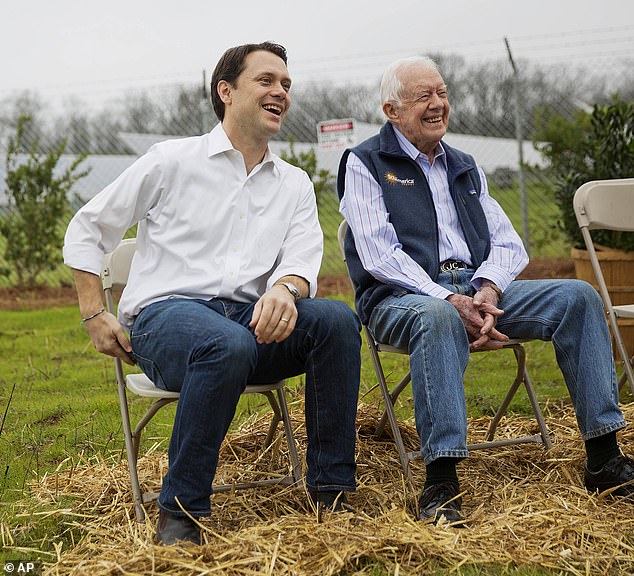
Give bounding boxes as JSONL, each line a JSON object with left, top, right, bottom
{"left": 447, "top": 284, "right": 507, "bottom": 351}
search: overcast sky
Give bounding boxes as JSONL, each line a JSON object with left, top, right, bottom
{"left": 1, "top": 0, "right": 633, "bottom": 102}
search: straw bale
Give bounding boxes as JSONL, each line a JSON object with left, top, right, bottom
{"left": 9, "top": 402, "right": 634, "bottom": 575}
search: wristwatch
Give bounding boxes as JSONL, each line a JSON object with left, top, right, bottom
{"left": 278, "top": 281, "right": 301, "bottom": 302}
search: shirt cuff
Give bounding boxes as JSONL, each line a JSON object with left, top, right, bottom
{"left": 63, "top": 242, "right": 105, "bottom": 276}
{"left": 267, "top": 269, "right": 317, "bottom": 298}
{"left": 471, "top": 264, "right": 514, "bottom": 293}
{"left": 419, "top": 282, "right": 453, "bottom": 300}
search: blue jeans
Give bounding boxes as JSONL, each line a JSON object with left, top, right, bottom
{"left": 130, "top": 297, "right": 361, "bottom": 517}
{"left": 368, "top": 270, "right": 625, "bottom": 464}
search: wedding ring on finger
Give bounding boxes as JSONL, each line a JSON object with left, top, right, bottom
{"left": 280, "top": 318, "right": 289, "bottom": 323}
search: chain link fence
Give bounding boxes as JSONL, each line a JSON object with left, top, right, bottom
{"left": 0, "top": 42, "right": 632, "bottom": 288}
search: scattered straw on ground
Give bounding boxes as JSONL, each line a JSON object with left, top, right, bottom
{"left": 7, "top": 402, "right": 634, "bottom": 575}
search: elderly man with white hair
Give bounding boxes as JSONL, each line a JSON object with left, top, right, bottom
{"left": 338, "top": 55, "right": 633, "bottom": 525}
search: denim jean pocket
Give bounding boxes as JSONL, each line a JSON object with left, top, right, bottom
{"left": 130, "top": 330, "right": 168, "bottom": 390}
{"left": 131, "top": 351, "right": 168, "bottom": 390}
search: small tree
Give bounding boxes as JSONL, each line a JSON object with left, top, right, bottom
{"left": 534, "top": 98, "right": 634, "bottom": 250}
{"left": 280, "top": 139, "right": 334, "bottom": 207}
{"left": 0, "top": 114, "right": 89, "bottom": 286}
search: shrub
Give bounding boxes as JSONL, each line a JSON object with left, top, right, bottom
{"left": 534, "top": 98, "right": 634, "bottom": 251}
{"left": 280, "top": 138, "right": 335, "bottom": 207}
{"left": 0, "top": 114, "right": 90, "bottom": 286}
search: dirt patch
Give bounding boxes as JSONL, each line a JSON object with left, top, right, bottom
{"left": 0, "top": 285, "right": 78, "bottom": 310}
{"left": 316, "top": 258, "right": 576, "bottom": 296}
{"left": 517, "top": 258, "right": 575, "bottom": 280}
{"left": 0, "top": 259, "right": 575, "bottom": 310}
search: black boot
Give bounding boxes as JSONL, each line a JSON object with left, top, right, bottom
{"left": 155, "top": 509, "right": 201, "bottom": 545}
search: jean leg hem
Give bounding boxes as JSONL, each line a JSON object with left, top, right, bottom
{"left": 158, "top": 501, "right": 210, "bottom": 518}
{"left": 582, "top": 421, "right": 627, "bottom": 441}
{"left": 422, "top": 449, "right": 469, "bottom": 465}
{"left": 305, "top": 482, "right": 356, "bottom": 492}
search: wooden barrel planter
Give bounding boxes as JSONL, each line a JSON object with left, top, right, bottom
{"left": 571, "top": 247, "right": 634, "bottom": 360}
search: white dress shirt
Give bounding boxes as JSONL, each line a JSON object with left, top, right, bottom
{"left": 340, "top": 126, "right": 528, "bottom": 300}
{"left": 64, "top": 124, "right": 323, "bottom": 328}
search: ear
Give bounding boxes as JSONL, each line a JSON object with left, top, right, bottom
{"left": 217, "top": 80, "right": 232, "bottom": 106}
{"left": 383, "top": 101, "right": 399, "bottom": 122}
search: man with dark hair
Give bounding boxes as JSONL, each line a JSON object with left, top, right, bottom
{"left": 64, "top": 42, "right": 361, "bottom": 545}
{"left": 338, "top": 55, "right": 634, "bottom": 526}
{"left": 210, "top": 41, "right": 288, "bottom": 121}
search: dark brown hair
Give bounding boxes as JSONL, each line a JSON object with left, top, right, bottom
{"left": 210, "top": 41, "right": 288, "bottom": 121}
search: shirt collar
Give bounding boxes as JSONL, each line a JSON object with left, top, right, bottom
{"left": 392, "top": 125, "right": 447, "bottom": 169}
{"left": 207, "top": 122, "right": 234, "bottom": 156}
{"left": 206, "top": 123, "right": 280, "bottom": 174}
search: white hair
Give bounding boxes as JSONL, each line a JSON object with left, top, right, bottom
{"left": 380, "top": 56, "right": 440, "bottom": 107}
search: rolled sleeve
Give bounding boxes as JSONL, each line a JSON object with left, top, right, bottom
{"left": 63, "top": 147, "right": 165, "bottom": 274}
{"left": 62, "top": 241, "right": 110, "bottom": 276}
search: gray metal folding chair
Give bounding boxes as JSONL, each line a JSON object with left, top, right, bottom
{"left": 337, "top": 221, "right": 551, "bottom": 482}
{"left": 573, "top": 178, "right": 634, "bottom": 395}
{"left": 102, "top": 238, "right": 302, "bottom": 521}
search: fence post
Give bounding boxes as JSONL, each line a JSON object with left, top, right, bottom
{"left": 504, "top": 37, "right": 530, "bottom": 256}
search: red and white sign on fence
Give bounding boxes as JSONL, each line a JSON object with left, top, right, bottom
{"left": 316, "top": 118, "right": 356, "bottom": 150}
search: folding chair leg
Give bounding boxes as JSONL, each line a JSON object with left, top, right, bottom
{"left": 617, "top": 353, "right": 634, "bottom": 397}
{"left": 116, "top": 381, "right": 146, "bottom": 522}
{"left": 366, "top": 334, "right": 414, "bottom": 483}
{"left": 122, "top": 396, "right": 178, "bottom": 521}
{"left": 521, "top": 368, "right": 552, "bottom": 449}
{"left": 374, "top": 372, "right": 412, "bottom": 439}
{"left": 485, "top": 345, "right": 525, "bottom": 441}
{"left": 132, "top": 398, "right": 178, "bottom": 460}
{"left": 276, "top": 387, "right": 302, "bottom": 483}
{"left": 261, "top": 391, "right": 283, "bottom": 449}
{"left": 484, "top": 344, "right": 551, "bottom": 450}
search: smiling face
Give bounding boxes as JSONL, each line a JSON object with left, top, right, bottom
{"left": 383, "top": 63, "right": 450, "bottom": 160}
{"left": 218, "top": 50, "right": 291, "bottom": 145}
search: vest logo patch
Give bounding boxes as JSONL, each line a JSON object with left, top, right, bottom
{"left": 384, "top": 171, "right": 415, "bottom": 186}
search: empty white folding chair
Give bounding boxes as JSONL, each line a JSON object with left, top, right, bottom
{"left": 573, "top": 178, "right": 634, "bottom": 395}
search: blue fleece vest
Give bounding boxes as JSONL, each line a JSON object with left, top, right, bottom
{"left": 337, "top": 122, "right": 491, "bottom": 324}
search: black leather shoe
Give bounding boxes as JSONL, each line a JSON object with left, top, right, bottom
{"left": 584, "top": 454, "right": 634, "bottom": 497}
{"left": 155, "top": 509, "right": 201, "bottom": 545}
{"left": 418, "top": 482, "right": 465, "bottom": 526}
{"left": 308, "top": 489, "right": 353, "bottom": 512}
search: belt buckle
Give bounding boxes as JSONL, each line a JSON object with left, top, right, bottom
{"left": 440, "top": 260, "right": 463, "bottom": 272}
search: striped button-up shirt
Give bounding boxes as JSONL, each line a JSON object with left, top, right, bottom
{"left": 340, "top": 126, "right": 528, "bottom": 300}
